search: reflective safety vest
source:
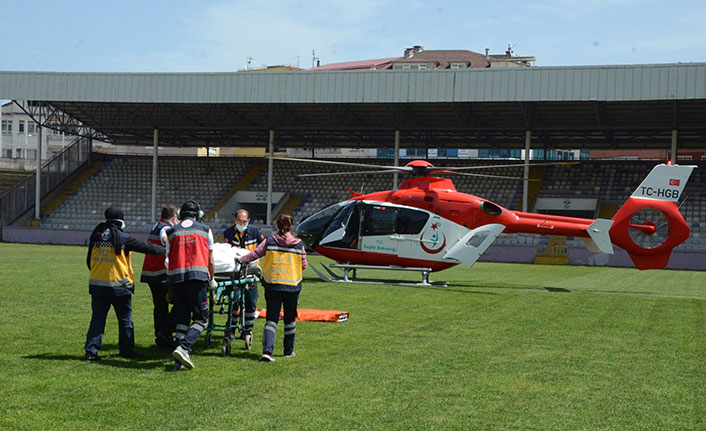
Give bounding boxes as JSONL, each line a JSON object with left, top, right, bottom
{"left": 89, "top": 231, "right": 134, "bottom": 292}
{"left": 261, "top": 235, "right": 304, "bottom": 291}
{"left": 140, "top": 219, "right": 169, "bottom": 283}
{"left": 166, "top": 219, "right": 211, "bottom": 284}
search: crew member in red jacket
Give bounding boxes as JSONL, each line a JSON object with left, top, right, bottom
{"left": 140, "top": 204, "right": 178, "bottom": 349}
{"left": 166, "top": 200, "right": 215, "bottom": 370}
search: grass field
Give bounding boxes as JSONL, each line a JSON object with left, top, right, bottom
{"left": 1, "top": 242, "right": 705, "bottom": 430}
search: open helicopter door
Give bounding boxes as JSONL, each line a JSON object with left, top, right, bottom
{"left": 443, "top": 224, "right": 506, "bottom": 267}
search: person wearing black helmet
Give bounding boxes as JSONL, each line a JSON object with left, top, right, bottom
{"left": 84, "top": 207, "right": 166, "bottom": 362}
{"left": 165, "top": 200, "right": 216, "bottom": 370}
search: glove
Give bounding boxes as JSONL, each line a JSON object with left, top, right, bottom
{"left": 209, "top": 278, "right": 218, "bottom": 290}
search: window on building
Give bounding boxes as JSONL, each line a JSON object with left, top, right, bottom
{"left": 1, "top": 120, "right": 12, "bottom": 133}
{"left": 2, "top": 149, "right": 12, "bottom": 158}
{"left": 15, "top": 149, "right": 23, "bottom": 158}
{"left": 18, "top": 120, "right": 25, "bottom": 133}
{"left": 27, "top": 122, "right": 37, "bottom": 134}
{"left": 450, "top": 63, "right": 465, "bottom": 69}
{"left": 26, "top": 149, "right": 37, "bottom": 159}
{"left": 402, "top": 64, "right": 411, "bottom": 70}
{"left": 418, "top": 64, "right": 427, "bottom": 70}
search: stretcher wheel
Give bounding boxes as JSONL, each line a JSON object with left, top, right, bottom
{"left": 222, "top": 338, "right": 231, "bottom": 356}
{"left": 204, "top": 332, "right": 212, "bottom": 348}
{"left": 245, "top": 333, "right": 253, "bottom": 350}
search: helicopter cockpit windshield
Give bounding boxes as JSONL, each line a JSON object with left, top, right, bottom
{"left": 296, "top": 201, "right": 352, "bottom": 249}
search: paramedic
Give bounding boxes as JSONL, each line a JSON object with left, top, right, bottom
{"left": 140, "top": 204, "right": 178, "bottom": 349}
{"left": 239, "top": 214, "right": 307, "bottom": 362}
{"left": 223, "top": 209, "right": 264, "bottom": 341}
{"left": 168, "top": 200, "right": 215, "bottom": 370}
{"left": 84, "top": 207, "right": 165, "bottom": 362}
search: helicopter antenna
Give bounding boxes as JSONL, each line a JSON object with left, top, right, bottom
{"left": 360, "top": 181, "right": 365, "bottom": 194}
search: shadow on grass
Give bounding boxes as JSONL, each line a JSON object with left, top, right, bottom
{"left": 451, "top": 282, "right": 573, "bottom": 294}
{"left": 544, "top": 287, "right": 571, "bottom": 293}
{"left": 24, "top": 352, "right": 171, "bottom": 369}
{"left": 197, "top": 348, "right": 260, "bottom": 361}
{"left": 306, "top": 276, "right": 498, "bottom": 296}
{"left": 24, "top": 343, "right": 178, "bottom": 370}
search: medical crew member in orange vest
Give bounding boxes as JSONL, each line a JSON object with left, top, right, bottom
{"left": 222, "top": 209, "right": 264, "bottom": 344}
{"left": 167, "top": 200, "right": 216, "bottom": 370}
{"left": 84, "top": 207, "right": 165, "bottom": 362}
{"left": 140, "top": 204, "right": 178, "bottom": 349}
{"left": 239, "top": 214, "right": 307, "bottom": 362}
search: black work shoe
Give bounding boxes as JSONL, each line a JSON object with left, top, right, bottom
{"left": 260, "top": 353, "right": 275, "bottom": 362}
{"left": 83, "top": 352, "right": 101, "bottom": 362}
{"left": 119, "top": 350, "right": 145, "bottom": 360}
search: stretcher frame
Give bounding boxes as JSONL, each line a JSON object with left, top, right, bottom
{"left": 204, "top": 265, "right": 259, "bottom": 356}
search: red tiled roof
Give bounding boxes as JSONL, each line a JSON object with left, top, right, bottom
{"left": 308, "top": 57, "right": 400, "bottom": 71}
{"left": 392, "top": 50, "right": 490, "bottom": 69}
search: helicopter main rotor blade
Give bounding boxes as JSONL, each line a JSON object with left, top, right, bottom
{"left": 448, "top": 171, "right": 541, "bottom": 181}
{"left": 297, "top": 169, "right": 401, "bottom": 178}
{"left": 274, "top": 157, "right": 408, "bottom": 172}
{"left": 431, "top": 161, "right": 580, "bottom": 171}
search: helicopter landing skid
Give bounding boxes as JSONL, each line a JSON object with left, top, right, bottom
{"left": 311, "top": 263, "right": 448, "bottom": 287}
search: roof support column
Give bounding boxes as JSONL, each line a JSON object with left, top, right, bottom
{"left": 522, "top": 130, "right": 531, "bottom": 213}
{"left": 267, "top": 129, "right": 274, "bottom": 226}
{"left": 151, "top": 129, "right": 158, "bottom": 222}
{"left": 670, "top": 129, "right": 678, "bottom": 164}
{"left": 34, "top": 118, "right": 42, "bottom": 220}
{"left": 393, "top": 130, "right": 400, "bottom": 189}
{"left": 0, "top": 104, "right": 3, "bottom": 155}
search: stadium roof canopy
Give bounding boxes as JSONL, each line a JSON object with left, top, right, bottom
{"left": 1, "top": 63, "right": 705, "bottom": 150}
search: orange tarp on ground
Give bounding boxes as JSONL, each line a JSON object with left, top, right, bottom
{"left": 256, "top": 308, "right": 349, "bottom": 322}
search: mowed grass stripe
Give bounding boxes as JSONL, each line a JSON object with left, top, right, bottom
{"left": 1, "top": 243, "right": 705, "bottom": 430}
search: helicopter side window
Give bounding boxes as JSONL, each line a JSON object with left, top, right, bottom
{"left": 395, "top": 207, "right": 429, "bottom": 235}
{"left": 361, "top": 205, "right": 397, "bottom": 236}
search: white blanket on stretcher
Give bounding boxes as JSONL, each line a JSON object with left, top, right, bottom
{"left": 213, "top": 243, "right": 259, "bottom": 274}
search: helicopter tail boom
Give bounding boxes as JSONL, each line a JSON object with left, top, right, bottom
{"left": 608, "top": 163, "right": 696, "bottom": 269}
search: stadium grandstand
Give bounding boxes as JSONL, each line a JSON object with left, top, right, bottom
{"left": 1, "top": 62, "right": 705, "bottom": 268}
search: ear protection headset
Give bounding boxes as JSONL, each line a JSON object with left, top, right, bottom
{"left": 107, "top": 219, "right": 126, "bottom": 230}
{"left": 178, "top": 200, "right": 204, "bottom": 221}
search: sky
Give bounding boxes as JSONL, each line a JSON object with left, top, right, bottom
{"left": 0, "top": 0, "right": 704, "bottom": 73}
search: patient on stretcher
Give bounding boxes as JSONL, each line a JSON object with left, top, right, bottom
{"left": 213, "top": 242, "right": 260, "bottom": 274}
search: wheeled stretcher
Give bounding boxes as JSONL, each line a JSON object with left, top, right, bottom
{"left": 203, "top": 244, "right": 260, "bottom": 356}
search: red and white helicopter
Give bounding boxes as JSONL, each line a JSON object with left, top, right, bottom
{"left": 288, "top": 158, "right": 696, "bottom": 286}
